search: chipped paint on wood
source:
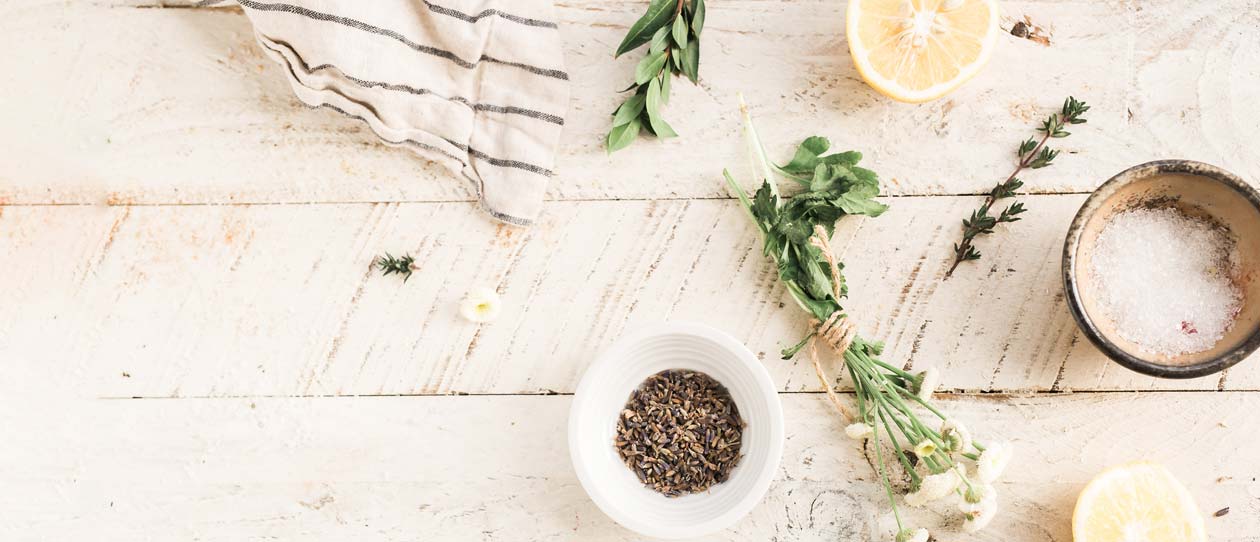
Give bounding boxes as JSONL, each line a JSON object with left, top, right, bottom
{"left": 2, "top": 393, "right": 1256, "bottom": 540}
{"left": 3, "top": 197, "right": 1257, "bottom": 399}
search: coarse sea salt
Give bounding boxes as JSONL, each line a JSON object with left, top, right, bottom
{"left": 1089, "top": 207, "right": 1241, "bottom": 358}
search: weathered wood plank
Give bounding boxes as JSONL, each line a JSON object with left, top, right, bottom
{"left": 2, "top": 393, "right": 1254, "bottom": 541}
{"left": 4, "top": 196, "right": 1256, "bottom": 398}
{"left": 2, "top": 1, "right": 1257, "bottom": 204}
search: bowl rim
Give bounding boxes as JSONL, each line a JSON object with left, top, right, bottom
{"left": 567, "top": 321, "right": 784, "bottom": 539}
{"left": 1062, "top": 159, "right": 1260, "bottom": 378}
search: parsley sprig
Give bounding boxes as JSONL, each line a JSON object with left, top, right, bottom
{"left": 606, "top": 0, "right": 705, "bottom": 152}
{"left": 945, "top": 96, "right": 1089, "bottom": 277}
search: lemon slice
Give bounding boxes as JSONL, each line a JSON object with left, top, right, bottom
{"left": 1073, "top": 461, "right": 1207, "bottom": 542}
{"left": 846, "top": 0, "right": 999, "bottom": 103}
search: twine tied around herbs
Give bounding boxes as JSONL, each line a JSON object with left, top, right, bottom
{"left": 807, "top": 225, "right": 858, "bottom": 422}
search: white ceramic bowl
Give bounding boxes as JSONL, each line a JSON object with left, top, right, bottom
{"left": 568, "top": 322, "right": 784, "bottom": 539}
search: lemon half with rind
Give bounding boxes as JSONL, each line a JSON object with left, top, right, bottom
{"left": 1072, "top": 461, "right": 1207, "bottom": 542}
{"left": 846, "top": 0, "right": 999, "bottom": 103}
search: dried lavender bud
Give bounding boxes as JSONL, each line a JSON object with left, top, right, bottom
{"left": 614, "top": 369, "right": 743, "bottom": 497}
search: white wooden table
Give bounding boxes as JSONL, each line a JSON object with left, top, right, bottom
{"left": 3, "top": 0, "right": 1259, "bottom": 540}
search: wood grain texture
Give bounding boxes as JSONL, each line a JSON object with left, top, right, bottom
{"left": 1, "top": 1, "right": 1257, "bottom": 204}
{"left": 4, "top": 196, "right": 1257, "bottom": 399}
{"left": 2, "top": 393, "right": 1255, "bottom": 541}
{"left": 5, "top": 1, "right": 1260, "bottom": 540}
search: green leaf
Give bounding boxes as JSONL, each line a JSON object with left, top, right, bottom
{"left": 615, "top": 0, "right": 675, "bottom": 57}
{"left": 750, "top": 182, "right": 779, "bottom": 229}
{"left": 610, "top": 94, "right": 647, "bottom": 128}
{"left": 822, "top": 150, "right": 863, "bottom": 167}
{"left": 691, "top": 0, "right": 706, "bottom": 36}
{"left": 681, "top": 40, "right": 700, "bottom": 83}
{"left": 645, "top": 77, "right": 662, "bottom": 120}
{"left": 644, "top": 77, "right": 677, "bottom": 138}
{"left": 659, "top": 69, "right": 671, "bottom": 106}
{"left": 670, "top": 45, "right": 683, "bottom": 71}
{"left": 649, "top": 25, "right": 671, "bottom": 55}
{"left": 781, "top": 136, "right": 830, "bottom": 173}
{"left": 635, "top": 51, "right": 668, "bottom": 85}
{"left": 835, "top": 192, "right": 889, "bottom": 217}
{"left": 671, "top": 15, "right": 688, "bottom": 49}
{"left": 808, "top": 163, "right": 837, "bottom": 192}
{"left": 607, "top": 117, "right": 641, "bottom": 152}
{"left": 797, "top": 245, "right": 833, "bottom": 300}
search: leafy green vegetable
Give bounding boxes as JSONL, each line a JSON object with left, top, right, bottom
{"left": 607, "top": 0, "right": 706, "bottom": 152}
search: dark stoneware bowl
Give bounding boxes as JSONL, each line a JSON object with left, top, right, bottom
{"left": 1063, "top": 160, "right": 1260, "bottom": 378}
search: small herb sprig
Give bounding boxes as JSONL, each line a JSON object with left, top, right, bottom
{"left": 374, "top": 252, "right": 416, "bottom": 282}
{"left": 606, "top": 0, "right": 705, "bottom": 152}
{"left": 945, "top": 96, "right": 1089, "bottom": 277}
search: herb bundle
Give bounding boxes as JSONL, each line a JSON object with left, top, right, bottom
{"left": 725, "top": 100, "right": 1012, "bottom": 540}
{"left": 945, "top": 96, "right": 1089, "bottom": 276}
{"left": 606, "top": 0, "right": 705, "bottom": 152}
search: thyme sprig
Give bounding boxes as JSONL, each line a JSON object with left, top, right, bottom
{"left": 726, "top": 99, "right": 1010, "bottom": 539}
{"left": 606, "top": 0, "right": 705, "bottom": 152}
{"left": 374, "top": 252, "right": 417, "bottom": 282}
{"left": 945, "top": 96, "right": 1089, "bottom": 277}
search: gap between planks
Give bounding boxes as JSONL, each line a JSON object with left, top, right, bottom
{"left": 94, "top": 389, "right": 1260, "bottom": 400}
{"left": 0, "top": 189, "right": 1099, "bottom": 208}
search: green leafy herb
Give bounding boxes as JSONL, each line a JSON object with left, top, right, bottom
{"left": 607, "top": 0, "right": 705, "bottom": 152}
{"left": 726, "top": 98, "right": 1006, "bottom": 538}
{"left": 374, "top": 252, "right": 416, "bottom": 282}
{"left": 945, "top": 96, "right": 1090, "bottom": 277}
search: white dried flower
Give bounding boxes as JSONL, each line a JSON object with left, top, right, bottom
{"left": 912, "top": 439, "right": 937, "bottom": 458}
{"left": 915, "top": 367, "right": 941, "bottom": 401}
{"left": 845, "top": 422, "right": 875, "bottom": 440}
{"left": 896, "top": 527, "right": 930, "bottom": 542}
{"left": 940, "top": 418, "right": 972, "bottom": 454}
{"left": 963, "top": 482, "right": 995, "bottom": 504}
{"left": 961, "top": 488, "right": 998, "bottom": 532}
{"left": 905, "top": 468, "right": 961, "bottom": 507}
{"left": 976, "top": 442, "right": 1013, "bottom": 483}
{"left": 459, "top": 287, "right": 502, "bottom": 323}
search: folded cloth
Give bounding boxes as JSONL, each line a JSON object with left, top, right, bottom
{"left": 201, "top": 0, "right": 570, "bottom": 225}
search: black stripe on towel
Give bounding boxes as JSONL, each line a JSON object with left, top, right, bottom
{"left": 313, "top": 103, "right": 554, "bottom": 178}
{"left": 422, "top": 0, "right": 558, "bottom": 29}
{"left": 236, "top": 0, "right": 570, "bottom": 81}
{"left": 261, "top": 36, "right": 564, "bottom": 125}
{"left": 306, "top": 64, "right": 565, "bottom": 126}
{"left": 316, "top": 104, "right": 537, "bottom": 226}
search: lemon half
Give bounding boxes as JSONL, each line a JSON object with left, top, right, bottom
{"left": 1073, "top": 461, "right": 1207, "bottom": 542}
{"left": 846, "top": 0, "right": 999, "bottom": 103}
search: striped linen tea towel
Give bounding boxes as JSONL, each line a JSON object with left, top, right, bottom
{"left": 205, "top": 0, "right": 570, "bottom": 226}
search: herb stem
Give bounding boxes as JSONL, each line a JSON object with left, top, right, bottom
{"left": 945, "top": 129, "right": 1048, "bottom": 277}
{"left": 874, "top": 408, "right": 905, "bottom": 532}
{"left": 945, "top": 96, "right": 1089, "bottom": 277}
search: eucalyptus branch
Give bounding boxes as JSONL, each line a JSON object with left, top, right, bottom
{"left": 606, "top": 0, "right": 705, "bottom": 152}
{"left": 945, "top": 96, "right": 1089, "bottom": 277}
